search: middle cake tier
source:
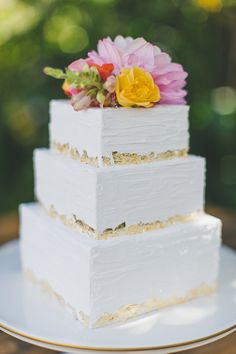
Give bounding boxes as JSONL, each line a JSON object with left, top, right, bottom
{"left": 34, "top": 149, "right": 205, "bottom": 238}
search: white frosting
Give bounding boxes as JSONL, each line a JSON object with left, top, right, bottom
{"left": 20, "top": 204, "right": 91, "bottom": 314}
{"left": 20, "top": 203, "right": 221, "bottom": 327}
{"left": 34, "top": 149, "right": 205, "bottom": 235}
{"left": 49, "top": 100, "right": 189, "bottom": 164}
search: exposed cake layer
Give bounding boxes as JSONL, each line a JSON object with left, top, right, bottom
{"left": 20, "top": 203, "right": 222, "bottom": 328}
{"left": 45, "top": 206, "right": 202, "bottom": 240}
{"left": 49, "top": 100, "right": 189, "bottom": 166}
{"left": 52, "top": 141, "right": 188, "bottom": 167}
{"left": 34, "top": 149, "right": 205, "bottom": 237}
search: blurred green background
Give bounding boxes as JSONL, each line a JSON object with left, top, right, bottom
{"left": 0, "top": 0, "right": 236, "bottom": 216}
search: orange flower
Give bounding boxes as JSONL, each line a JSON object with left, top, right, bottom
{"left": 90, "top": 63, "right": 114, "bottom": 80}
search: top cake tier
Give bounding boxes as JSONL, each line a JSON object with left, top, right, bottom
{"left": 49, "top": 100, "right": 189, "bottom": 167}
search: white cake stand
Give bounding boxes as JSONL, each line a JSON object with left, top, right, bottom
{"left": 0, "top": 240, "right": 235, "bottom": 354}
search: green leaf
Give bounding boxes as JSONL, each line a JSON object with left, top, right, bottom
{"left": 43, "top": 67, "right": 66, "bottom": 79}
{"left": 65, "top": 69, "right": 79, "bottom": 84}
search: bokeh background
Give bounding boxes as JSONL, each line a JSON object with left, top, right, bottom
{"left": 0, "top": 0, "right": 236, "bottom": 229}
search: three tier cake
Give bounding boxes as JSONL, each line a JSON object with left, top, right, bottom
{"left": 20, "top": 36, "right": 222, "bottom": 328}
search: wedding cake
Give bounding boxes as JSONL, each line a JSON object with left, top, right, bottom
{"left": 20, "top": 36, "right": 222, "bottom": 328}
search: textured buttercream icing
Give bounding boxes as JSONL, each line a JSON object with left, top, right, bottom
{"left": 49, "top": 100, "right": 189, "bottom": 166}
{"left": 20, "top": 204, "right": 221, "bottom": 328}
{"left": 34, "top": 149, "right": 205, "bottom": 236}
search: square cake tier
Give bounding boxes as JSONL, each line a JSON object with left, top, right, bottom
{"left": 20, "top": 203, "right": 221, "bottom": 328}
{"left": 34, "top": 149, "right": 205, "bottom": 238}
{"left": 49, "top": 100, "right": 189, "bottom": 166}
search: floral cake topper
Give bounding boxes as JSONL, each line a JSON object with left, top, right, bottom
{"left": 44, "top": 35, "right": 188, "bottom": 110}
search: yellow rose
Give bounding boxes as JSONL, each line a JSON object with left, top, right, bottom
{"left": 115, "top": 67, "right": 160, "bottom": 108}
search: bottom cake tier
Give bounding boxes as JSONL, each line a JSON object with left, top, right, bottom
{"left": 20, "top": 203, "right": 222, "bottom": 328}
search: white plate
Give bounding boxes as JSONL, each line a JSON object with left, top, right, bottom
{"left": 0, "top": 240, "right": 235, "bottom": 353}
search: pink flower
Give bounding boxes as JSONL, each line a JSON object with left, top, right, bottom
{"left": 88, "top": 36, "right": 188, "bottom": 104}
{"left": 71, "top": 91, "right": 92, "bottom": 111}
{"left": 68, "top": 58, "right": 92, "bottom": 72}
{"left": 62, "top": 81, "right": 81, "bottom": 96}
{"left": 88, "top": 38, "right": 123, "bottom": 75}
{"left": 113, "top": 35, "right": 134, "bottom": 49}
{"left": 104, "top": 75, "right": 116, "bottom": 93}
{"left": 66, "top": 59, "right": 92, "bottom": 98}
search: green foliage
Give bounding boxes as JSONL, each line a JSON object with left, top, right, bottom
{"left": 43, "top": 67, "right": 67, "bottom": 79}
{"left": 67, "top": 67, "right": 103, "bottom": 90}
{"left": 0, "top": 0, "right": 236, "bottom": 213}
{"left": 44, "top": 65, "right": 103, "bottom": 96}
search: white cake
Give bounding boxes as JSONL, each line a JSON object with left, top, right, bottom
{"left": 34, "top": 149, "right": 205, "bottom": 237}
{"left": 20, "top": 100, "right": 222, "bottom": 328}
{"left": 20, "top": 203, "right": 221, "bottom": 328}
{"left": 50, "top": 100, "right": 190, "bottom": 166}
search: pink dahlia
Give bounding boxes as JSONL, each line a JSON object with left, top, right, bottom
{"left": 88, "top": 36, "right": 188, "bottom": 104}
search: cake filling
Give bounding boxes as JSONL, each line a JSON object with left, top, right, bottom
{"left": 52, "top": 141, "right": 188, "bottom": 167}
{"left": 45, "top": 203, "right": 203, "bottom": 239}
{"left": 25, "top": 268, "right": 218, "bottom": 328}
